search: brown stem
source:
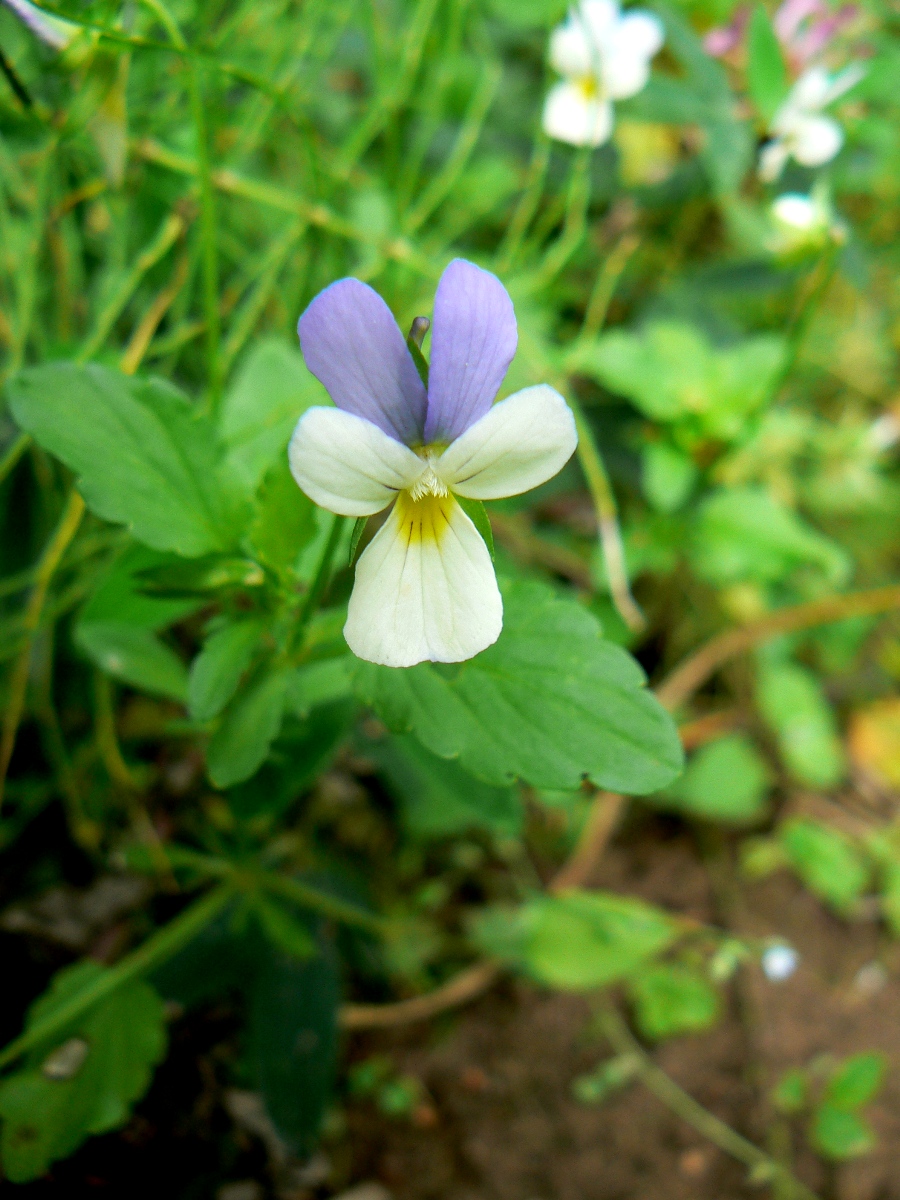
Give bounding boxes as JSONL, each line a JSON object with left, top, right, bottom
{"left": 339, "top": 582, "right": 900, "bottom": 1032}
{"left": 655, "top": 583, "right": 900, "bottom": 713}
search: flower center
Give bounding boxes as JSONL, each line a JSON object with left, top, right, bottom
{"left": 408, "top": 449, "right": 449, "bottom": 501}
{"left": 576, "top": 74, "right": 601, "bottom": 101}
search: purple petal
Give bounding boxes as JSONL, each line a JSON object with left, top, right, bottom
{"left": 298, "top": 278, "right": 427, "bottom": 445}
{"left": 424, "top": 259, "right": 518, "bottom": 444}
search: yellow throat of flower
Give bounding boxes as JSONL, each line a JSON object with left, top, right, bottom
{"left": 576, "top": 75, "right": 601, "bottom": 102}
{"left": 394, "top": 490, "right": 454, "bottom": 546}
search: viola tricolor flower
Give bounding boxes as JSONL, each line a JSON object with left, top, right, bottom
{"left": 758, "top": 62, "right": 865, "bottom": 181}
{"left": 542, "top": 0, "right": 664, "bottom": 148}
{"left": 289, "top": 259, "right": 578, "bottom": 668}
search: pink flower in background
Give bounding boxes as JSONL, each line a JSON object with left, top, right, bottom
{"left": 704, "top": 0, "right": 857, "bottom": 68}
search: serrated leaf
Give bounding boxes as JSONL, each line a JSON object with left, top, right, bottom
{"left": 0, "top": 962, "right": 166, "bottom": 1183}
{"left": 629, "top": 964, "right": 720, "bottom": 1039}
{"left": 188, "top": 619, "right": 265, "bottom": 721}
{"left": 206, "top": 668, "right": 289, "bottom": 788}
{"left": 373, "top": 733, "right": 522, "bottom": 838}
{"left": 354, "top": 581, "right": 682, "bottom": 794}
{"left": 7, "top": 363, "right": 247, "bottom": 557}
{"left": 747, "top": 6, "right": 788, "bottom": 123}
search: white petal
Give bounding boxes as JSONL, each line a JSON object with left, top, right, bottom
{"left": 758, "top": 138, "right": 790, "bottom": 182}
{"left": 436, "top": 384, "right": 578, "bottom": 501}
{"left": 288, "top": 407, "right": 424, "bottom": 517}
{"left": 819, "top": 62, "right": 866, "bottom": 106}
{"left": 550, "top": 22, "right": 593, "bottom": 78}
{"left": 344, "top": 494, "right": 502, "bottom": 667}
{"left": 543, "top": 82, "right": 614, "bottom": 147}
{"left": 792, "top": 114, "right": 843, "bottom": 165}
{"left": 603, "top": 13, "right": 662, "bottom": 98}
{"left": 613, "top": 11, "right": 664, "bottom": 58}
{"left": 788, "top": 66, "right": 832, "bottom": 112}
{"left": 581, "top": 0, "right": 621, "bottom": 42}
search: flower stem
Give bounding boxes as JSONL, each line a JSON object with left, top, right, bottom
{"left": 596, "top": 1005, "right": 823, "bottom": 1200}
{"left": 0, "top": 883, "right": 234, "bottom": 1070}
{"left": 568, "top": 395, "right": 646, "bottom": 632}
{"left": 297, "top": 514, "right": 347, "bottom": 634}
{"left": 0, "top": 489, "right": 85, "bottom": 813}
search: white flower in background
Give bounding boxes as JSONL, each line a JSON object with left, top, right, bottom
{"left": 1, "top": 0, "right": 78, "bottom": 49}
{"left": 761, "top": 943, "right": 799, "bottom": 981}
{"left": 768, "top": 188, "right": 845, "bottom": 253}
{"left": 289, "top": 259, "right": 578, "bottom": 668}
{"left": 543, "top": 0, "right": 664, "bottom": 148}
{"left": 758, "top": 62, "right": 865, "bottom": 181}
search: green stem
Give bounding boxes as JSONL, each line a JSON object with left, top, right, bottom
{"left": 258, "top": 870, "right": 386, "bottom": 936}
{"left": 568, "top": 395, "right": 646, "bottom": 633}
{"left": 297, "top": 514, "right": 347, "bottom": 634}
{"left": 0, "top": 432, "right": 30, "bottom": 487}
{"left": 0, "top": 883, "right": 234, "bottom": 1071}
{"left": 188, "top": 61, "right": 222, "bottom": 409}
{"left": 598, "top": 1006, "right": 822, "bottom": 1200}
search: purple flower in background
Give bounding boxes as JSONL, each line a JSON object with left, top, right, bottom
{"left": 289, "top": 259, "right": 578, "bottom": 668}
{"left": 1, "top": 0, "right": 78, "bottom": 49}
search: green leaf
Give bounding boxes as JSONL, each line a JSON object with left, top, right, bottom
{"left": 284, "top": 659, "right": 354, "bottom": 718}
{"left": 629, "top": 964, "right": 721, "bottom": 1039}
{"left": 227, "top": 700, "right": 356, "bottom": 820}
{"left": 658, "top": 734, "right": 771, "bottom": 824}
{"left": 7, "top": 363, "right": 246, "bottom": 557}
{"left": 247, "top": 933, "right": 340, "bottom": 1154}
{"left": 747, "top": 6, "right": 788, "bottom": 123}
{"left": 825, "top": 1053, "right": 887, "bottom": 1112}
{"left": 247, "top": 456, "right": 318, "bottom": 575}
{"left": 79, "top": 545, "right": 201, "bottom": 631}
{"left": 188, "top": 619, "right": 265, "bottom": 722}
{"left": 779, "top": 818, "right": 869, "bottom": 914}
{"left": 248, "top": 893, "right": 317, "bottom": 961}
{"left": 456, "top": 495, "right": 495, "bottom": 559}
{"left": 573, "top": 322, "right": 784, "bottom": 439}
{"left": 135, "top": 554, "right": 266, "bottom": 596}
{"left": 475, "top": 890, "right": 677, "bottom": 990}
{"left": 691, "top": 488, "right": 850, "bottom": 588}
{"left": 0, "top": 962, "right": 166, "bottom": 1183}
{"left": 641, "top": 442, "right": 697, "bottom": 513}
{"left": 354, "top": 581, "right": 683, "bottom": 794}
{"left": 373, "top": 733, "right": 522, "bottom": 838}
{"left": 648, "top": 1, "right": 753, "bottom": 195}
{"left": 349, "top": 515, "right": 369, "bottom": 566}
{"left": 756, "top": 661, "right": 846, "bottom": 787}
{"left": 220, "top": 338, "right": 326, "bottom": 494}
{"left": 75, "top": 621, "right": 188, "bottom": 700}
{"left": 206, "top": 668, "right": 289, "bottom": 788}
{"left": 772, "top": 1068, "right": 808, "bottom": 1114}
{"left": 810, "top": 1105, "right": 876, "bottom": 1161}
